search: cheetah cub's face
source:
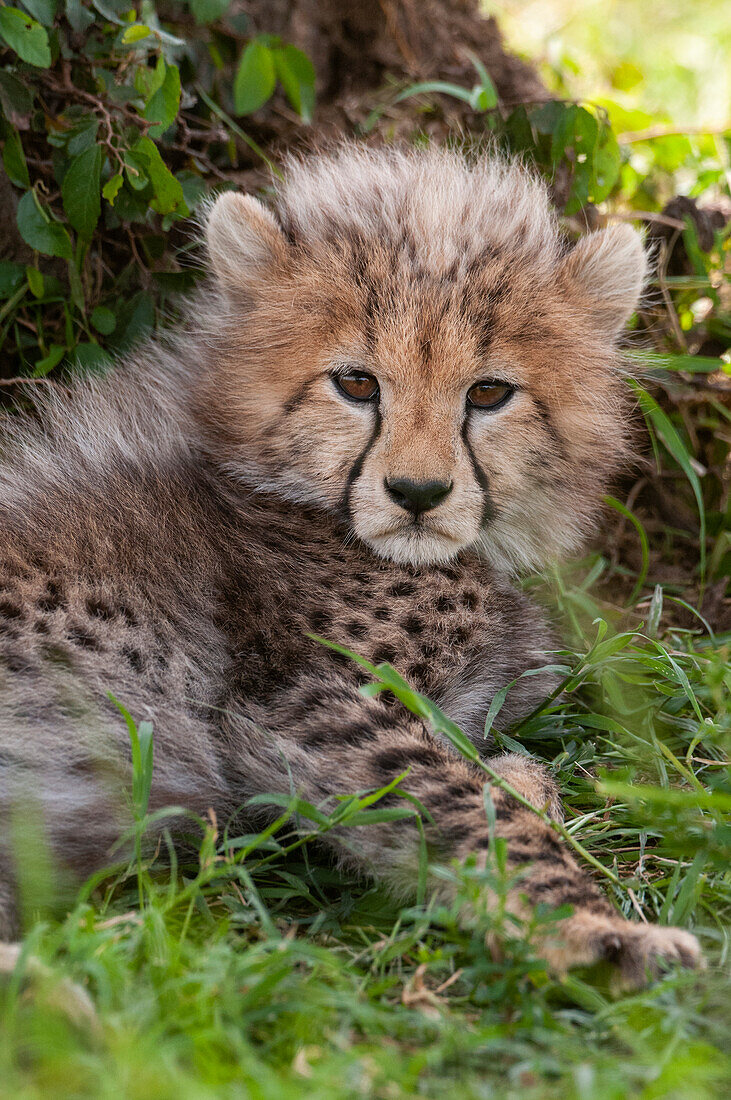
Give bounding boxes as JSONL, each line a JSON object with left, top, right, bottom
{"left": 201, "top": 146, "right": 647, "bottom": 572}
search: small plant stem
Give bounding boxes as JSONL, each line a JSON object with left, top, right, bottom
{"left": 195, "top": 86, "right": 283, "bottom": 179}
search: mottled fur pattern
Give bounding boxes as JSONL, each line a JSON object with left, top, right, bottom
{"left": 0, "top": 144, "right": 700, "bottom": 983}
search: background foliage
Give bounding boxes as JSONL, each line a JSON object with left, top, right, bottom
{"left": 0, "top": 1, "right": 729, "bottom": 1097}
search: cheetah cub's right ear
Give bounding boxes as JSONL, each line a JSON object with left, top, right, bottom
{"left": 559, "top": 222, "right": 649, "bottom": 338}
{"left": 205, "top": 191, "right": 287, "bottom": 298}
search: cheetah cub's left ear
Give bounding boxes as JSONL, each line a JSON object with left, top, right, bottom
{"left": 205, "top": 191, "right": 287, "bottom": 297}
{"left": 559, "top": 223, "right": 649, "bottom": 337}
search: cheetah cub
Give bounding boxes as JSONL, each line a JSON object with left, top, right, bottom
{"left": 0, "top": 145, "right": 701, "bottom": 984}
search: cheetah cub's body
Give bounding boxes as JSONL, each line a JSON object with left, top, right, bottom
{"left": 0, "top": 146, "right": 700, "bottom": 982}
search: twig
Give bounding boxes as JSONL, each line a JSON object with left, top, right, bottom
{"left": 618, "top": 123, "right": 731, "bottom": 144}
{"left": 656, "top": 237, "right": 688, "bottom": 352}
{"left": 609, "top": 210, "right": 686, "bottom": 231}
{"left": 0, "top": 376, "right": 62, "bottom": 387}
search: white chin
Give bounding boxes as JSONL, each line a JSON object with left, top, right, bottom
{"left": 365, "top": 527, "right": 466, "bottom": 566}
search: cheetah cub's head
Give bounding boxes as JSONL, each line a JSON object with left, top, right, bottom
{"left": 199, "top": 145, "right": 647, "bottom": 572}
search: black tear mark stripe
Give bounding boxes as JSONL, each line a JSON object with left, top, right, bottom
{"left": 461, "top": 419, "right": 494, "bottom": 527}
{"left": 532, "top": 397, "right": 567, "bottom": 459}
{"left": 341, "top": 408, "right": 382, "bottom": 524}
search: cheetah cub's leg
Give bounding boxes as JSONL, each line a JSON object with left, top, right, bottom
{"left": 485, "top": 753, "right": 702, "bottom": 985}
{"left": 242, "top": 675, "right": 701, "bottom": 987}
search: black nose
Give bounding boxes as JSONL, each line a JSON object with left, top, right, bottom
{"left": 385, "top": 477, "right": 453, "bottom": 515}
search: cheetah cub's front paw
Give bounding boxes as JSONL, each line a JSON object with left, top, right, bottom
{"left": 540, "top": 911, "right": 703, "bottom": 989}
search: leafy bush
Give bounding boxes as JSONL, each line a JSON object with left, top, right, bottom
{"left": 0, "top": 0, "right": 314, "bottom": 376}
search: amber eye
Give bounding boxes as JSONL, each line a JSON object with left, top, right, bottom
{"left": 466, "top": 381, "right": 514, "bottom": 410}
{"left": 334, "top": 371, "right": 380, "bottom": 403}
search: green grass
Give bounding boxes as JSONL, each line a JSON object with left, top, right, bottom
{"left": 1, "top": 553, "right": 729, "bottom": 1098}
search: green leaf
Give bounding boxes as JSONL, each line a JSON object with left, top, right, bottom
{"left": 16, "top": 190, "right": 72, "bottom": 259}
{"left": 128, "top": 137, "right": 184, "bottom": 215}
{"left": 634, "top": 383, "right": 706, "bottom": 581}
{"left": 25, "top": 264, "right": 43, "bottom": 297}
{"left": 247, "top": 792, "right": 329, "bottom": 827}
{"left": 0, "top": 71, "right": 33, "bottom": 129}
{"left": 393, "top": 80, "right": 476, "bottom": 106}
{"left": 464, "top": 49, "right": 498, "bottom": 110}
{"left": 273, "top": 44, "right": 316, "bottom": 122}
{"left": 144, "top": 62, "right": 181, "bottom": 138}
{"left": 109, "top": 289, "right": 154, "bottom": 349}
{"left": 592, "top": 128, "right": 621, "bottom": 202}
{"left": 646, "top": 584, "right": 663, "bottom": 637}
{"left": 0, "top": 260, "right": 24, "bottom": 298}
{"left": 604, "top": 494, "right": 649, "bottom": 603}
{"left": 65, "top": 0, "right": 94, "bottom": 33}
{"left": 483, "top": 681, "right": 512, "bottom": 739}
{"left": 135, "top": 52, "right": 165, "bottom": 101}
{"left": 2, "top": 127, "right": 29, "bottom": 187}
{"left": 66, "top": 118, "right": 99, "bottom": 156}
{"left": 122, "top": 24, "right": 151, "bottom": 44}
{"left": 91, "top": 0, "right": 125, "bottom": 25}
{"left": 344, "top": 807, "right": 416, "bottom": 826}
{"left": 233, "top": 39, "right": 276, "bottom": 115}
{"left": 62, "top": 145, "right": 103, "bottom": 238}
{"left": 189, "top": 0, "right": 231, "bottom": 24}
{"left": 73, "top": 342, "right": 113, "bottom": 372}
{"left": 626, "top": 349, "right": 726, "bottom": 375}
{"left": 33, "top": 343, "right": 64, "bottom": 376}
{"left": 21, "top": 0, "right": 57, "bottom": 27}
{"left": 102, "top": 172, "right": 124, "bottom": 205}
{"left": 0, "top": 7, "right": 51, "bottom": 67}
{"left": 91, "top": 305, "right": 116, "bottom": 334}
{"left": 178, "top": 169, "right": 208, "bottom": 211}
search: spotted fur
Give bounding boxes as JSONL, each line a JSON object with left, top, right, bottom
{"left": 0, "top": 144, "right": 700, "bottom": 983}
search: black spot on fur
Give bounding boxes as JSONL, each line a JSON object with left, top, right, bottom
{"left": 32, "top": 618, "right": 50, "bottom": 635}
{"left": 37, "top": 581, "right": 65, "bottom": 613}
{"left": 346, "top": 619, "right": 368, "bottom": 640}
{"left": 68, "top": 625, "right": 100, "bottom": 651}
{"left": 373, "top": 607, "right": 390, "bottom": 622}
{"left": 341, "top": 721, "right": 379, "bottom": 746}
{"left": 437, "top": 565, "right": 461, "bottom": 581}
{"left": 372, "top": 645, "right": 397, "bottom": 666}
{"left": 0, "top": 601, "right": 22, "bottom": 620}
{"left": 436, "top": 596, "right": 456, "bottom": 613}
{"left": 3, "top": 651, "right": 27, "bottom": 673}
{"left": 85, "top": 597, "right": 115, "bottom": 621}
{"left": 388, "top": 581, "right": 416, "bottom": 599}
{"left": 374, "top": 744, "right": 442, "bottom": 775}
{"left": 508, "top": 847, "right": 560, "bottom": 866}
{"left": 461, "top": 591, "right": 479, "bottom": 611}
{"left": 446, "top": 782, "right": 481, "bottom": 803}
{"left": 401, "top": 615, "right": 424, "bottom": 636}
{"left": 119, "top": 605, "right": 139, "bottom": 627}
{"left": 494, "top": 797, "right": 520, "bottom": 823}
{"left": 408, "top": 662, "right": 430, "bottom": 682}
{"left": 444, "top": 820, "right": 472, "bottom": 843}
{"left": 310, "top": 610, "right": 331, "bottom": 635}
{"left": 122, "top": 647, "right": 145, "bottom": 673}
